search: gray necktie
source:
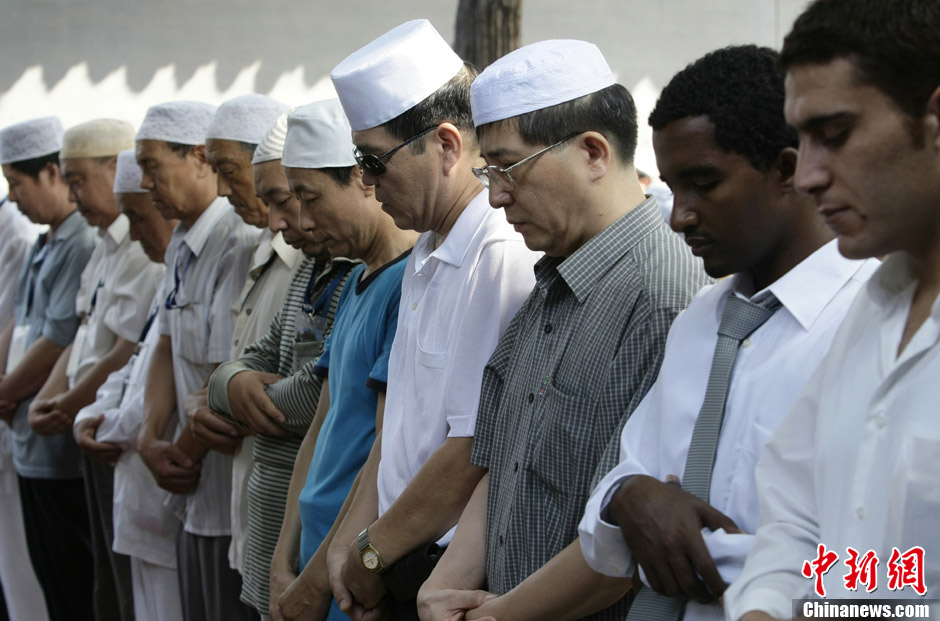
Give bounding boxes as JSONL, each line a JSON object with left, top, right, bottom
{"left": 626, "top": 292, "right": 781, "bottom": 621}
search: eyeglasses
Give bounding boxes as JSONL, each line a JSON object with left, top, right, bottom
{"left": 353, "top": 126, "right": 438, "bottom": 176}
{"left": 472, "top": 133, "right": 580, "bottom": 191}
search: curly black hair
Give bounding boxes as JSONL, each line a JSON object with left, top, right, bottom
{"left": 781, "top": 0, "right": 940, "bottom": 139}
{"left": 649, "top": 45, "right": 796, "bottom": 171}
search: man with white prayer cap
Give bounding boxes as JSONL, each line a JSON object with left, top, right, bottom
{"left": 417, "top": 40, "right": 709, "bottom": 620}
{"left": 23, "top": 118, "right": 161, "bottom": 621}
{"left": 0, "top": 115, "right": 98, "bottom": 620}
{"left": 72, "top": 148, "right": 182, "bottom": 621}
{"left": 205, "top": 107, "right": 357, "bottom": 620}
{"left": 186, "top": 94, "right": 297, "bottom": 593}
{"left": 134, "top": 100, "right": 259, "bottom": 621}
{"left": 324, "top": 18, "right": 540, "bottom": 621}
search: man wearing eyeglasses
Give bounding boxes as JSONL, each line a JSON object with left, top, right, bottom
{"left": 323, "top": 19, "right": 540, "bottom": 621}
{"left": 417, "top": 40, "right": 709, "bottom": 621}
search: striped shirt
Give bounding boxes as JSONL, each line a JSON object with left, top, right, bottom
{"left": 158, "top": 196, "right": 259, "bottom": 536}
{"left": 471, "top": 198, "right": 711, "bottom": 620}
{"left": 208, "top": 254, "right": 357, "bottom": 610}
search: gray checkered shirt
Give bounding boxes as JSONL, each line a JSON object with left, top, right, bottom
{"left": 471, "top": 198, "right": 711, "bottom": 620}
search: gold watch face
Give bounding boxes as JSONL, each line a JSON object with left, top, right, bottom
{"left": 362, "top": 548, "right": 380, "bottom": 571}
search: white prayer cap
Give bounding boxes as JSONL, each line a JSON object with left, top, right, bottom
{"left": 206, "top": 94, "right": 290, "bottom": 145}
{"left": 61, "top": 119, "right": 136, "bottom": 159}
{"left": 251, "top": 109, "right": 293, "bottom": 165}
{"left": 471, "top": 40, "right": 616, "bottom": 126}
{"left": 136, "top": 101, "right": 217, "bottom": 145}
{"left": 0, "top": 116, "right": 64, "bottom": 164}
{"left": 281, "top": 99, "right": 357, "bottom": 169}
{"left": 113, "top": 149, "right": 146, "bottom": 194}
{"left": 330, "top": 19, "right": 464, "bottom": 131}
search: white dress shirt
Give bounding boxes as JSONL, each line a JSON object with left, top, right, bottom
{"left": 75, "top": 282, "right": 180, "bottom": 568}
{"left": 579, "top": 241, "right": 878, "bottom": 621}
{"left": 158, "top": 197, "right": 258, "bottom": 536}
{"left": 228, "top": 228, "right": 301, "bottom": 573}
{"left": 0, "top": 198, "right": 43, "bottom": 472}
{"left": 69, "top": 213, "right": 163, "bottom": 384}
{"left": 724, "top": 252, "right": 940, "bottom": 619}
{"left": 377, "top": 192, "right": 540, "bottom": 544}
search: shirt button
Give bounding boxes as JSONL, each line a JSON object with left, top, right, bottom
{"left": 246, "top": 308, "right": 252, "bottom": 315}
{"left": 741, "top": 337, "right": 752, "bottom": 348}
{"left": 412, "top": 303, "right": 418, "bottom": 311}
{"left": 527, "top": 393, "right": 534, "bottom": 403}
{"left": 544, "top": 323, "right": 553, "bottom": 334}
{"left": 875, "top": 416, "right": 888, "bottom": 429}
{"left": 856, "top": 506, "right": 866, "bottom": 520}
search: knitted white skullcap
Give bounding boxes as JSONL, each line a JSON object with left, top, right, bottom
{"left": 281, "top": 99, "right": 357, "bottom": 169}
{"left": 251, "top": 108, "right": 293, "bottom": 165}
{"left": 0, "top": 116, "right": 64, "bottom": 164}
{"left": 61, "top": 119, "right": 136, "bottom": 159}
{"left": 206, "top": 94, "right": 290, "bottom": 145}
{"left": 113, "top": 149, "right": 146, "bottom": 194}
{"left": 136, "top": 101, "right": 217, "bottom": 145}
{"left": 471, "top": 40, "right": 616, "bottom": 126}
{"left": 330, "top": 19, "right": 464, "bottom": 131}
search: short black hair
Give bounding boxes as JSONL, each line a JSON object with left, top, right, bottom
{"left": 382, "top": 62, "right": 479, "bottom": 154}
{"left": 166, "top": 141, "right": 195, "bottom": 159}
{"left": 781, "top": 0, "right": 940, "bottom": 125}
{"left": 477, "top": 84, "right": 639, "bottom": 164}
{"left": 649, "top": 45, "right": 796, "bottom": 171}
{"left": 323, "top": 165, "right": 355, "bottom": 187}
{"left": 9, "top": 151, "right": 61, "bottom": 180}
{"left": 239, "top": 141, "right": 257, "bottom": 156}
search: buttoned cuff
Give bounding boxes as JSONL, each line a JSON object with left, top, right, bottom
{"left": 207, "top": 361, "right": 250, "bottom": 418}
{"left": 578, "top": 475, "right": 633, "bottom": 577}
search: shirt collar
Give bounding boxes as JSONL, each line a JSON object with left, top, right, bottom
{"left": 49, "top": 209, "right": 86, "bottom": 243}
{"left": 181, "top": 196, "right": 230, "bottom": 257}
{"left": 271, "top": 231, "right": 302, "bottom": 270}
{"left": 552, "top": 196, "right": 664, "bottom": 304}
{"left": 731, "top": 239, "right": 875, "bottom": 331}
{"left": 102, "top": 213, "right": 130, "bottom": 246}
{"left": 414, "top": 191, "right": 490, "bottom": 270}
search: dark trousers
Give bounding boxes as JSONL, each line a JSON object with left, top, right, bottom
{"left": 18, "top": 475, "right": 94, "bottom": 621}
{"left": 0, "top": 582, "right": 9, "bottom": 621}
{"left": 387, "top": 597, "right": 419, "bottom": 621}
{"left": 83, "top": 456, "right": 135, "bottom": 621}
{"left": 176, "top": 530, "right": 258, "bottom": 621}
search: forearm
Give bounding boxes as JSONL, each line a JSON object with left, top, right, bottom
{"left": 0, "top": 336, "right": 65, "bottom": 403}
{"left": 370, "top": 436, "right": 485, "bottom": 563}
{"left": 58, "top": 338, "right": 136, "bottom": 416}
{"left": 32, "top": 342, "right": 72, "bottom": 402}
{"left": 473, "top": 539, "right": 631, "bottom": 621}
{"left": 139, "top": 336, "right": 177, "bottom": 442}
{"left": 331, "top": 429, "right": 383, "bottom": 555}
{"left": 424, "top": 473, "right": 490, "bottom": 592}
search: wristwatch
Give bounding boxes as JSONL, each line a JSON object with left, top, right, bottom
{"left": 357, "top": 528, "right": 388, "bottom": 575}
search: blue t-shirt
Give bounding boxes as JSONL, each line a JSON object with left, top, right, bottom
{"left": 298, "top": 251, "right": 408, "bottom": 619}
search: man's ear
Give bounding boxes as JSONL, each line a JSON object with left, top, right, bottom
{"left": 436, "top": 123, "right": 464, "bottom": 176}
{"left": 580, "top": 131, "right": 612, "bottom": 182}
{"left": 776, "top": 147, "right": 799, "bottom": 190}
{"left": 189, "top": 144, "right": 212, "bottom": 179}
{"left": 353, "top": 165, "right": 375, "bottom": 198}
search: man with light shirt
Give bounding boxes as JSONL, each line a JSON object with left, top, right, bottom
{"left": 134, "top": 101, "right": 259, "bottom": 621}
{"left": 0, "top": 115, "right": 97, "bottom": 620}
{"left": 576, "top": 45, "right": 878, "bottom": 621}
{"left": 72, "top": 148, "right": 180, "bottom": 621}
{"left": 25, "top": 119, "right": 160, "bottom": 621}
{"left": 321, "top": 19, "right": 540, "bottom": 620}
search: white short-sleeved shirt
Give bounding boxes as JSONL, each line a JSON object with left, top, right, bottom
{"left": 578, "top": 241, "right": 877, "bottom": 621}
{"left": 158, "top": 197, "right": 259, "bottom": 536}
{"left": 377, "top": 192, "right": 540, "bottom": 544}
{"left": 75, "top": 282, "right": 180, "bottom": 568}
{"left": 724, "top": 252, "right": 940, "bottom": 619}
{"left": 69, "top": 213, "right": 164, "bottom": 385}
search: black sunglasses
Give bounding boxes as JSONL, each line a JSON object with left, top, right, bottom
{"left": 353, "top": 125, "right": 438, "bottom": 176}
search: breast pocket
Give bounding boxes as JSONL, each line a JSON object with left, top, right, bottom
{"left": 529, "top": 382, "right": 598, "bottom": 499}
{"left": 413, "top": 343, "right": 447, "bottom": 414}
{"left": 171, "top": 303, "right": 209, "bottom": 364}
